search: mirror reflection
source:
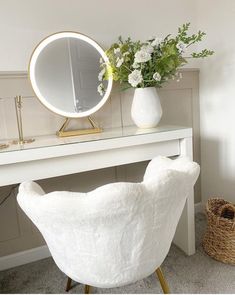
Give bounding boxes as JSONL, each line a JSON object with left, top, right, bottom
{"left": 30, "top": 33, "right": 111, "bottom": 117}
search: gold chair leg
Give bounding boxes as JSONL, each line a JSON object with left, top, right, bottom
{"left": 156, "top": 267, "right": 170, "bottom": 294}
{"left": 65, "top": 277, "right": 72, "bottom": 292}
{"left": 84, "top": 284, "right": 91, "bottom": 294}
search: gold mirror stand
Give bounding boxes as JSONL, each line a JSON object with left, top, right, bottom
{"left": 57, "top": 116, "right": 102, "bottom": 137}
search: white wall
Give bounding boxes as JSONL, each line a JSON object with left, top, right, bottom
{"left": 196, "top": 0, "right": 235, "bottom": 204}
{"left": 0, "top": 0, "right": 196, "bottom": 71}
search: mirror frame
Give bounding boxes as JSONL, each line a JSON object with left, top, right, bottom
{"left": 29, "top": 31, "right": 113, "bottom": 118}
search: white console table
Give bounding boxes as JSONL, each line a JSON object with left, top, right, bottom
{"left": 0, "top": 125, "right": 195, "bottom": 256}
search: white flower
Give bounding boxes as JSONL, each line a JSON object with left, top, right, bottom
{"left": 114, "top": 47, "right": 121, "bottom": 55}
{"left": 132, "top": 62, "right": 140, "bottom": 69}
{"left": 151, "top": 37, "right": 163, "bottom": 47}
{"left": 123, "top": 51, "right": 130, "bottom": 56}
{"left": 153, "top": 72, "right": 161, "bottom": 82}
{"left": 128, "top": 70, "right": 143, "bottom": 87}
{"left": 134, "top": 50, "right": 151, "bottom": 63}
{"left": 97, "top": 83, "right": 105, "bottom": 96}
{"left": 176, "top": 41, "right": 187, "bottom": 54}
{"left": 98, "top": 68, "right": 106, "bottom": 81}
{"left": 116, "top": 57, "right": 124, "bottom": 68}
{"left": 141, "top": 44, "right": 154, "bottom": 54}
{"left": 99, "top": 57, "right": 104, "bottom": 64}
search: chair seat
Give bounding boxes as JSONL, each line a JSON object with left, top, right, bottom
{"left": 17, "top": 156, "right": 199, "bottom": 289}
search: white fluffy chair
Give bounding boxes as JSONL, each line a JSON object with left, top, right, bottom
{"left": 17, "top": 156, "right": 199, "bottom": 293}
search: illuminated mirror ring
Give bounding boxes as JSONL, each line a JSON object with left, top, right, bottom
{"left": 29, "top": 32, "right": 113, "bottom": 118}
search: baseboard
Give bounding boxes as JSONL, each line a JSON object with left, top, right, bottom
{"left": 195, "top": 202, "right": 204, "bottom": 214}
{"left": 0, "top": 203, "right": 204, "bottom": 271}
{"left": 0, "top": 245, "right": 51, "bottom": 271}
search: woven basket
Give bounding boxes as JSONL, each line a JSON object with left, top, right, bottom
{"left": 203, "top": 198, "right": 235, "bottom": 265}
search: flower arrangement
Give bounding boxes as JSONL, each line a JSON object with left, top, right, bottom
{"left": 98, "top": 23, "right": 213, "bottom": 94}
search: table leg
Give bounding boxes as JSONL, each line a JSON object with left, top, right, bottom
{"left": 173, "top": 137, "right": 196, "bottom": 255}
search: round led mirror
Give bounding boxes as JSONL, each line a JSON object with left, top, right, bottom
{"left": 29, "top": 32, "right": 112, "bottom": 119}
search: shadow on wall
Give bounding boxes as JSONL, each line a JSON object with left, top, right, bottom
{"left": 200, "top": 46, "right": 235, "bottom": 206}
{"left": 200, "top": 136, "right": 235, "bottom": 205}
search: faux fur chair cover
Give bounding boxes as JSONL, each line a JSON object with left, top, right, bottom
{"left": 17, "top": 156, "right": 199, "bottom": 288}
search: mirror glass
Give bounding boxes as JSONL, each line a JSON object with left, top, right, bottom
{"left": 29, "top": 32, "right": 112, "bottom": 118}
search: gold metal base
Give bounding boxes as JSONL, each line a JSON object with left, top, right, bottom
{"left": 11, "top": 138, "right": 35, "bottom": 145}
{"left": 64, "top": 267, "right": 169, "bottom": 294}
{"left": 156, "top": 267, "right": 170, "bottom": 294}
{"left": 65, "top": 277, "right": 89, "bottom": 294}
{"left": 57, "top": 116, "right": 102, "bottom": 138}
{"left": 84, "top": 285, "right": 91, "bottom": 294}
{"left": 0, "top": 143, "right": 9, "bottom": 150}
{"left": 65, "top": 277, "right": 72, "bottom": 292}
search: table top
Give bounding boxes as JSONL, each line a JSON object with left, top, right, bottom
{"left": 0, "top": 125, "right": 192, "bottom": 165}
{"left": 0, "top": 124, "right": 191, "bottom": 153}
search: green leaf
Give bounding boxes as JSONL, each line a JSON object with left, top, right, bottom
{"left": 101, "top": 24, "right": 214, "bottom": 89}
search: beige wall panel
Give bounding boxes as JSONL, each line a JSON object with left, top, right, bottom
{"left": 119, "top": 161, "right": 149, "bottom": 183}
{"left": 160, "top": 89, "right": 192, "bottom": 126}
{"left": 0, "top": 74, "right": 123, "bottom": 140}
{"left": 0, "top": 186, "right": 19, "bottom": 242}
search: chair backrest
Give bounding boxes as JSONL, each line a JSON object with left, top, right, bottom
{"left": 17, "top": 156, "right": 199, "bottom": 288}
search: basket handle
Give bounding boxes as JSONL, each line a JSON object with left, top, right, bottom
{"left": 218, "top": 203, "right": 235, "bottom": 220}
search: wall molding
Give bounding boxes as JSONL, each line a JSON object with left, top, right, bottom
{"left": 0, "top": 71, "right": 28, "bottom": 79}
{"left": 0, "top": 68, "right": 199, "bottom": 79}
{"left": 0, "top": 245, "right": 50, "bottom": 271}
{"left": 195, "top": 202, "right": 204, "bottom": 214}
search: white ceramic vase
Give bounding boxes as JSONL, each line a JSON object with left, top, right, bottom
{"left": 131, "top": 87, "right": 162, "bottom": 128}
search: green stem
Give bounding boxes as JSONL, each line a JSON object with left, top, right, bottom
{"left": 186, "top": 40, "right": 198, "bottom": 48}
{"left": 123, "top": 65, "right": 131, "bottom": 72}
{"left": 141, "top": 64, "right": 145, "bottom": 88}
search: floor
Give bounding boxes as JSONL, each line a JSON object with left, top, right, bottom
{"left": 0, "top": 213, "right": 235, "bottom": 294}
